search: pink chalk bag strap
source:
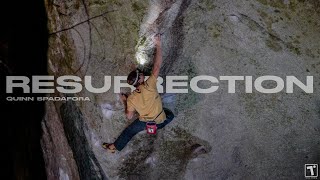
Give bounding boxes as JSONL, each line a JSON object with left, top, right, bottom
{"left": 146, "top": 110, "right": 163, "bottom": 134}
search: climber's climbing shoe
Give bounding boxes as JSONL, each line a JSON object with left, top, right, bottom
{"left": 102, "top": 143, "right": 116, "bottom": 153}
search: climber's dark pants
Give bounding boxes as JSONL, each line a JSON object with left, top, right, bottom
{"left": 114, "top": 108, "right": 174, "bottom": 151}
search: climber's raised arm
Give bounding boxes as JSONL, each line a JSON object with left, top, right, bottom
{"left": 152, "top": 34, "right": 162, "bottom": 78}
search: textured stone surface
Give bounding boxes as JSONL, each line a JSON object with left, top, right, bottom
{"left": 42, "top": 0, "right": 320, "bottom": 179}
{"left": 41, "top": 101, "right": 80, "bottom": 180}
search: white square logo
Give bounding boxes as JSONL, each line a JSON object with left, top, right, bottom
{"left": 305, "top": 164, "right": 318, "bottom": 179}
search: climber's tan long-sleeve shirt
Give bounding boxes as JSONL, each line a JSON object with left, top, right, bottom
{"left": 127, "top": 74, "right": 166, "bottom": 124}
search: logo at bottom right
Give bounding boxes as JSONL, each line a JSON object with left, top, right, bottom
{"left": 305, "top": 164, "right": 318, "bottom": 179}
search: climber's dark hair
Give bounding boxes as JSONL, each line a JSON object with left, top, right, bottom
{"left": 127, "top": 69, "right": 142, "bottom": 87}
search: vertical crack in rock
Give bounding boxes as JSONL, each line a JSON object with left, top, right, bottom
{"left": 60, "top": 100, "right": 108, "bottom": 180}
{"left": 161, "top": 0, "right": 192, "bottom": 75}
{"left": 135, "top": 0, "right": 191, "bottom": 75}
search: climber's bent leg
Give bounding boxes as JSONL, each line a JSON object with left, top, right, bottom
{"left": 114, "top": 119, "right": 146, "bottom": 151}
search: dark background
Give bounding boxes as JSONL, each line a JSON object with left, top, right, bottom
{"left": 2, "top": 0, "right": 48, "bottom": 179}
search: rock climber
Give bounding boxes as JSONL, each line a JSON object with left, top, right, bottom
{"left": 102, "top": 34, "right": 175, "bottom": 153}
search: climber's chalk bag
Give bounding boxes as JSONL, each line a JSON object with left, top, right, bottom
{"left": 146, "top": 110, "right": 163, "bottom": 134}
{"left": 146, "top": 121, "right": 157, "bottom": 134}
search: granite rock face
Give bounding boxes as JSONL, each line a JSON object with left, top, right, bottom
{"left": 42, "top": 0, "right": 320, "bottom": 179}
